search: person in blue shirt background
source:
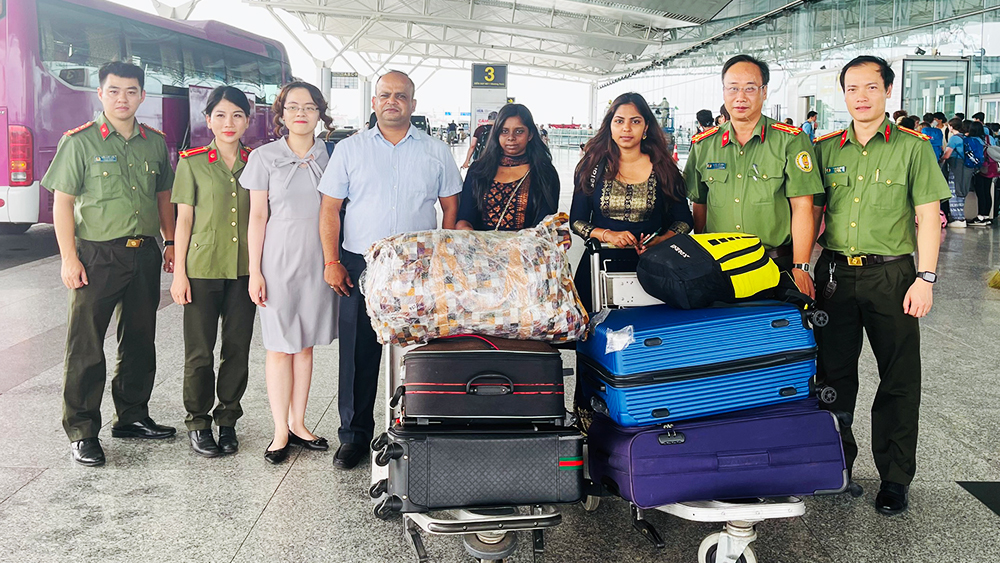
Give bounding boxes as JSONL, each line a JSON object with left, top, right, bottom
{"left": 800, "top": 110, "right": 817, "bottom": 142}
{"left": 921, "top": 113, "right": 943, "bottom": 160}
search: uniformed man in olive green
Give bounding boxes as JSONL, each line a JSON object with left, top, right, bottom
{"left": 170, "top": 86, "right": 256, "bottom": 458}
{"left": 43, "top": 61, "right": 177, "bottom": 467}
{"left": 812, "top": 56, "right": 950, "bottom": 516}
{"left": 685, "top": 54, "right": 824, "bottom": 298}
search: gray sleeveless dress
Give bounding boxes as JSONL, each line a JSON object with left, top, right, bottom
{"left": 242, "top": 138, "right": 338, "bottom": 353}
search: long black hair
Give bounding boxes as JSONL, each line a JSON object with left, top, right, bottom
{"left": 575, "top": 92, "right": 685, "bottom": 202}
{"left": 204, "top": 86, "right": 251, "bottom": 116}
{"left": 468, "top": 103, "right": 559, "bottom": 216}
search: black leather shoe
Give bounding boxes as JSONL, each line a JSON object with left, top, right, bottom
{"left": 111, "top": 417, "right": 176, "bottom": 439}
{"left": 288, "top": 431, "right": 329, "bottom": 451}
{"left": 218, "top": 426, "right": 238, "bottom": 454}
{"left": 264, "top": 440, "right": 289, "bottom": 465}
{"left": 70, "top": 438, "right": 105, "bottom": 467}
{"left": 188, "top": 429, "right": 222, "bottom": 458}
{"left": 333, "top": 442, "right": 367, "bottom": 470}
{"left": 875, "top": 482, "right": 909, "bottom": 515}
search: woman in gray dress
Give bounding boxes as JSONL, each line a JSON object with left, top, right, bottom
{"left": 243, "top": 82, "right": 338, "bottom": 464}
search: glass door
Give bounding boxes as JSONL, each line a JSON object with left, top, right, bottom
{"left": 901, "top": 58, "right": 970, "bottom": 118}
{"left": 981, "top": 95, "right": 1000, "bottom": 123}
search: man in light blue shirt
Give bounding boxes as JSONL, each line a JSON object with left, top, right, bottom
{"left": 318, "top": 70, "right": 461, "bottom": 469}
{"left": 801, "top": 110, "right": 817, "bottom": 142}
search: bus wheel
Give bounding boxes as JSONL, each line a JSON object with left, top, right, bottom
{"left": 0, "top": 224, "right": 31, "bottom": 235}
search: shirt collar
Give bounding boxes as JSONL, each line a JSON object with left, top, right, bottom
{"left": 720, "top": 116, "right": 768, "bottom": 147}
{"left": 206, "top": 139, "right": 249, "bottom": 174}
{"left": 371, "top": 123, "right": 419, "bottom": 144}
{"left": 96, "top": 112, "right": 142, "bottom": 141}
{"left": 843, "top": 117, "right": 894, "bottom": 148}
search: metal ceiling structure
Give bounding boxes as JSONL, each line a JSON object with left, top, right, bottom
{"left": 244, "top": 0, "right": 738, "bottom": 81}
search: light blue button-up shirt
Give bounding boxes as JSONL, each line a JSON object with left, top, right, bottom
{"left": 318, "top": 124, "right": 463, "bottom": 254}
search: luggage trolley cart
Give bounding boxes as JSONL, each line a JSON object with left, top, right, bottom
{"left": 579, "top": 239, "right": 811, "bottom": 563}
{"left": 370, "top": 344, "right": 564, "bottom": 563}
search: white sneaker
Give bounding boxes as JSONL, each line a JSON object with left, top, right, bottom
{"left": 948, "top": 219, "right": 967, "bottom": 228}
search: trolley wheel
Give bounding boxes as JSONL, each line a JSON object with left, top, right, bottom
{"left": 477, "top": 559, "right": 507, "bottom": 563}
{"left": 373, "top": 496, "right": 401, "bottom": 520}
{"left": 375, "top": 443, "right": 404, "bottom": 466}
{"left": 582, "top": 495, "right": 601, "bottom": 512}
{"left": 464, "top": 532, "right": 517, "bottom": 561}
{"left": 371, "top": 432, "right": 389, "bottom": 451}
{"left": 817, "top": 385, "right": 838, "bottom": 405}
{"left": 697, "top": 532, "right": 756, "bottom": 563}
{"left": 810, "top": 310, "right": 829, "bottom": 328}
{"left": 369, "top": 478, "right": 388, "bottom": 499}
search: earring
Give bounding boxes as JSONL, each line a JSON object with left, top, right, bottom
{"left": 278, "top": 118, "right": 285, "bottom": 125}
{"left": 642, "top": 132, "right": 647, "bottom": 139}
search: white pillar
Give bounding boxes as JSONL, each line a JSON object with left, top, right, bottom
{"left": 359, "top": 76, "right": 372, "bottom": 129}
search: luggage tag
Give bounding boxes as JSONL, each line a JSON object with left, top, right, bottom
{"left": 823, "top": 262, "right": 837, "bottom": 299}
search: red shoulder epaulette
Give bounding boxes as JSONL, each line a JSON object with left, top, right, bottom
{"left": 897, "top": 126, "right": 930, "bottom": 141}
{"left": 770, "top": 122, "right": 802, "bottom": 135}
{"left": 814, "top": 129, "right": 844, "bottom": 143}
{"left": 179, "top": 146, "right": 210, "bottom": 159}
{"left": 141, "top": 123, "right": 166, "bottom": 137}
{"left": 691, "top": 126, "right": 720, "bottom": 144}
{"left": 64, "top": 122, "right": 95, "bottom": 136}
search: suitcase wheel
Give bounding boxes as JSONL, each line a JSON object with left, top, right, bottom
{"left": 369, "top": 478, "right": 388, "bottom": 499}
{"left": 375, "top": 442, "right": 404, "bottom": 466}
{"left": 697, "top": 532, "right": 756, "bottom": 563}
{"left": 816, "top": 385, "right": 838, "bottom": 405}
{"left": 373, "top": 496, "right": 402, "bottom": 520}
{"left": 810, "top": 309, "right": 829, "bottom": 328}
{"left": 371, "top": 432, "right": 389, "bottom": 451}
{"left": 582, "top": 495, "right": 601, "bottom": 512}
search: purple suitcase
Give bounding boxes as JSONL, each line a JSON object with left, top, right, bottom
{"left": 587, "top": 399, "right": 847, "bottom": 508}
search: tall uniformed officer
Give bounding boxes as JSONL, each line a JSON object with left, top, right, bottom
{"left": 812, "top": 56, "right": 950, "bottom": 515}
{"left": 43, "top": 61, "right": 177, "bottom": 467}
{"left": 170, "top": 86, "right": 256, "bottom": 458}
{"left": 684, "top": 54, "right": 824, "bottom": 298}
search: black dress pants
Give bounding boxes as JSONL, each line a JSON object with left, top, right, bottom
{"left": 336, "top": 250, "right": 383, "bottom": 445}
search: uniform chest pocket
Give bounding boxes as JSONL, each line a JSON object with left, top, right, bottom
{"left": 747, "top": 168, "right": 782, "bottom": 205}
{"left": 88, "top": 162, "right": 122, "bottom": 199}
{"left": 703, "top": 169, "right": 730, "bottom": 208}
{"left": 871, "top": 168, "right": 908, "bottom": 210}
{"left": 823, "top": 173, "right": 851, "bottom": 212}
{"left": 141, "top": 162, "right": 162, "bottom": 195}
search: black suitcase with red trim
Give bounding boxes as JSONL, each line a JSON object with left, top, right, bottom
{"left": 397, "top": 335, "right": 566, "bottom": 424}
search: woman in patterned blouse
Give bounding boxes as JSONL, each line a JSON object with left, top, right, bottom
{"left": 456, "top": 103, "right": 559, "bottom": 231}
{"left": 570, "top": 92, "right": 693, "bottom": 313}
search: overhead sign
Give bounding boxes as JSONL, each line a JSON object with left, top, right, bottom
{"left": 472, "top": 64, "right": 507, "bottom": 88}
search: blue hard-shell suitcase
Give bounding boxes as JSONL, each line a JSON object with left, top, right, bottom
{"left": 577, "top": 302, "right": 816, "bottom": 426}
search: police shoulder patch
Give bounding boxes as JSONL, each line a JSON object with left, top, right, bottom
{"left": 691, "top": 126, "right": 720, "bottom": 144}
{"left": 814, "top": 129, "right": 845, "bottom": 144}
{"left": 898, "top": 126, "right": 930, "bottom": 141}
{"left": 770, "top": 122, "right": 802, "bottom": 135}
{"left": 141, "top": 123, "right": 166, "bottom": 137}
{"left": 179, "top": 146, "right": 210, "bottom": 159}
{"left": 64, "top": 121, "right": 95, "bottom": 136}
{"left": 795, "top": 151, "right": 814, "bottom": 172}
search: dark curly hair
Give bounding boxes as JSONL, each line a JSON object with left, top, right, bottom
{"left": 271, "top": 81, "right": 334, "bottom": 137}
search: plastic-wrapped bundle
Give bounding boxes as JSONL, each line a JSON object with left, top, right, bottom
{"left": 361, "top": 213, "right": 589, "bottom": 345}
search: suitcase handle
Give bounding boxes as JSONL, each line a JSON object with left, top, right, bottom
{"left": 389, "top": 386, "right": 405, "bottom": 408}
{"left": 466, "top": 373, "right": 514, "bottom": 396}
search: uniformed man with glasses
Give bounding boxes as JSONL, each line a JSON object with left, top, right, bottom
{"left": 683, "top": 54, "right": 823, "bottom": 297}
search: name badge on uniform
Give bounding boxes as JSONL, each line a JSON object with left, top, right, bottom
{"left": 94, "top": 155, "right": 118, "bottom": 163}
{"left": 706, "top": 162, "right": 727, "bottom": 170}
{"left": 825, "top": 166, "right": 847, "bottom": 174}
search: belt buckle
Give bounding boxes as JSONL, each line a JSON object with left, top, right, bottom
{"left": 847, "top": 255, "right": 865, "bottom": 266}
{"left": 126, "top": 238, "right": 143, "bottom": 248}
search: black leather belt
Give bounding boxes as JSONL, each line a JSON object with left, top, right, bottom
{"left": 824, "top": 249, "right": 909, "bottom": 267}
{"left": 104, "top": 235, "right": 155, "bottom": 248}
{"left": 766, "top": 245, "right": 792, "bottom": 259}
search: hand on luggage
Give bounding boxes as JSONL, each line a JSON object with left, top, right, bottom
{"left": 603, "top": 229, "right": 637, "bottom": 249}
{"left": 248, "top": 273, "right": 267, "bottom": 307}
{"left": 791, "top": 267, "right": 815, "bottom": 299}
{"left": 324, "top": 262, "right": 353, "bottom": 297}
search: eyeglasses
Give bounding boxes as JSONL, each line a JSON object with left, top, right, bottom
{"left": 723, "top": 86, "right": 763, "bottom": 96}
{"left": 284, "top": 105, "right": 320, "bottom": 114}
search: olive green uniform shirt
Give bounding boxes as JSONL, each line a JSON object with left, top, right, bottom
{"left": 684, "top": 116, "right": 824, "bottom": 249}
{"left": 171, "top": 140, "right": 251, "bottom": 279}
{"left": 814, "top": 118, "right": 951, "bottom": 256}
{"left": 41, "top": 113, "right": 173, "bottom": 241}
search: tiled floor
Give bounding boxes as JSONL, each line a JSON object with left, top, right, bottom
{"left": 1, "top": 146, "right": 998, "bottom": 562}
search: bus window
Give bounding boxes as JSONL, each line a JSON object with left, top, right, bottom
{"left": 225, "top": 50, "right": 263, "bottom": 99}
{"left": 181, "top": 37, "right": 226, "bottom": 90}
{"left": 259, "top": 57, "right": 282, "bottom": 103}
{"left": 38, "top": 0, "right": 124, "bottom": 89}
{"left": 123, "top": 21, "right": 183, "bottom": 95}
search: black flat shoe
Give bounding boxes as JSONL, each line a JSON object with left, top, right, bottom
{"left": 264, "top": 440, "right": 289, "bottom": 465}
{"left": 218, "top": 426, "right": 238, "bottom": 454}
{"left": 111, "top": 417, "right": 176, "bottom": 439}
{"left": 188, "top": 429, "right": 222, "bottom": 458}
{"left": 288, "top": 431, "right": 329, "bottom": 451}
{"left": 70, "top": 438, "right": 105, "bottom": 467}
{"left": 333, "top": 442, "right": 367, "bottom": 470}
{"left": 875, "top": 481, "right": 909, "bottom": 515}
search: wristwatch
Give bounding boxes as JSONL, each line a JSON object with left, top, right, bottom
{"left": 163, "top": 240, "right": 174, "bottom": 247}
{"left": 793, "top": 263, "right": 811, "bottom": 273}
{"left": 916, "top": 271, "right": 937, "bottom": 284}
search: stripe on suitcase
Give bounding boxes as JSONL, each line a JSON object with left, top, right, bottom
{"left": 559, "top": 456, "right": 584, "bottom": 469}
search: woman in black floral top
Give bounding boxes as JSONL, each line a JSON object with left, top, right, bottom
{"left": 456, "top": 104, "right": 559, "bottom": 231}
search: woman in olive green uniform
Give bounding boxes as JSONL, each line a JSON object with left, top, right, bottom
{"left": 170, "top": 87, "right": 256, "bottom": 457}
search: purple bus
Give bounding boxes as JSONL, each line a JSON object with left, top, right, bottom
{"left": 1, "top": 0, "right": 292, "bottom": 233}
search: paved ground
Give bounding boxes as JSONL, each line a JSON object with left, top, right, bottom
{"left": 1, "top": 146, "right": 998, "bottom": 562}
